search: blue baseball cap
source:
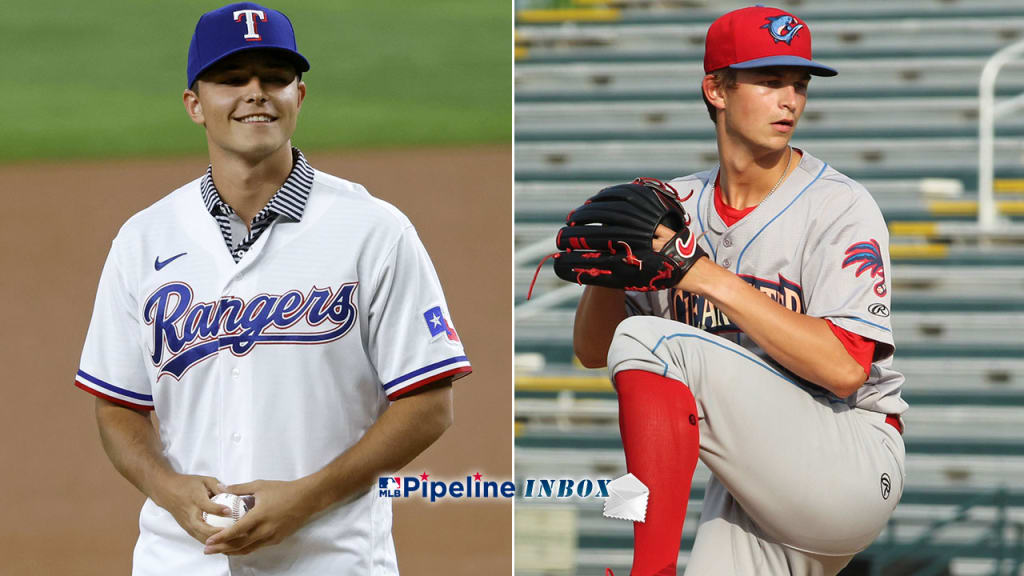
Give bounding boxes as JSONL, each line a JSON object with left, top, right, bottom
{"left": 187, "top": 2, "right": 310, "bottom": 88}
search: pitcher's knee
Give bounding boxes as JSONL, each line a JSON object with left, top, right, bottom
{"left": 610, "top": 316, "right": 657, "bottom": 354}
{"left": 608, "top": 316, "right": 678, "bottom": 376}
{"left": 612, "top": 315, "right": 675, "bottom": 342}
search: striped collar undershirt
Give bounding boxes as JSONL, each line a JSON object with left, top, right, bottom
{"left": 199, "top": 147, "right": 315, "bottom": 263}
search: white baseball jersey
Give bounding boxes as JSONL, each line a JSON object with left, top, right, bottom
{"left": 75, "top": 170, "right": 470, "bottom": 575}
{"left": 626, "top": 149, "right": 907, "bottom": 416}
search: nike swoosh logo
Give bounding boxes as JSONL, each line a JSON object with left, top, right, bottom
{"left": 154, "top": 252, "right": 188, "bottom": 271}
{"left": 676, "top": 234, "right": 695, "bottom": 258}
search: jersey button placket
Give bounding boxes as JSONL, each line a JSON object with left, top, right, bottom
{"left": 230, "top": 367, "right": 241, "bottom": 447}
{"left": 224, "top": 362, "right": 253, "bottom": 480}
{"left": 222, "top": 272, "right": 253, "bottom": 479}
{"left": 720, "top": 235, "right": 734, "bottom": 269}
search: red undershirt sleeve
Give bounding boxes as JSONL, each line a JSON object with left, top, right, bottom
{"left": 825, "top": 319, "right": 876, "bottom": 379}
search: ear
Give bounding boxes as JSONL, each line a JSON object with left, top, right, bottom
{"left": 702, "top": 74, "right": 727, "bottom": 113}
{"left": 295, "top": 80, "right": 306, "bottom": 112}
{"left": 183, "top": 88, "right": 205, "bottom": 126}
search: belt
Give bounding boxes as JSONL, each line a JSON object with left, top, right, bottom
{"left": 885, "top": 414, "right": 903, "bottom": 435}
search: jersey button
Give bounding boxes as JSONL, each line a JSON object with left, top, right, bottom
{"left": 231, "top": 368, "right": 240, "bottom": 380}
{"left": 721, "top": 258, "right": 731, "bottom": 268}
{"left": 723, "top": 237, "right": 733, "bottom": 247}
{"left": 231, "top": 433, "right": 242, "bottom": 443}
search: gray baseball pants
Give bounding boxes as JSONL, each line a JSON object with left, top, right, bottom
{"left": 607, "top": 316, "right": 905, "bottom": 576}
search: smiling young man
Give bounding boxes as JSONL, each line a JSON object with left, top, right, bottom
{"left": 74, "top": 3, "right": 471, "bottom": 574}
{"left": 569, "top": 6, "right": 907, "bottom": 575}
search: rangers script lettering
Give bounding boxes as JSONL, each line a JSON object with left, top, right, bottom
{"left": 144, "top": 282, "right": 358, "bottom": 378}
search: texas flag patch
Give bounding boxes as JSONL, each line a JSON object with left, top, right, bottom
{"left": 424, "top": 306, "right": 460, "bottom": 342}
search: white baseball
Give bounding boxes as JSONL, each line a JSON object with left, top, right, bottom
{"left": 203, "top": 493, "right": 251, "bottom": 528}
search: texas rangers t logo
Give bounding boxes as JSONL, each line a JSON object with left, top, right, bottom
{"left": 144, "top": 282, "right": 358, "bottom": 379}
{"left": 233, "top": 9, "right": 267, "bottom": 41}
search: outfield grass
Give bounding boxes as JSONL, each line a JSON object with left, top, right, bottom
{"left": 0, "top": 1, "right": 511, "bottom": 162}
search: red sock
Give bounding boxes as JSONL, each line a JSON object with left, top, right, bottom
{"left": 614, "top": 369, "right": 700, "bottom": 576}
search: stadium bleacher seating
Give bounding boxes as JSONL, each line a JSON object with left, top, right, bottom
{"left": 515, "top": 0, "right": 1024, "bottom": 574}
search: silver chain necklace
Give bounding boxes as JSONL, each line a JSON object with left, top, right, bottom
{"left": 765, "top": 145, "right": 793, "bottom": 200}
{"left": 706, "top": 146, "right": 794, "bottom": 232}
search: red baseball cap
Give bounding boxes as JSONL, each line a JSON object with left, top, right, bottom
{"left": 703, "top": 6, "right": 837, "bottom": 77}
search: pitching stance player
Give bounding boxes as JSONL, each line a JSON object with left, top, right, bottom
{"left": 553, "top": 6, "right": 906, "bottom": 575}
{"left": 74, "top": 3, "right": 471, "bottom": 574}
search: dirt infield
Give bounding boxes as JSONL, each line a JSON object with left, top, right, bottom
{"left": 0, "top": 146, "right": 512, "bottom": 575}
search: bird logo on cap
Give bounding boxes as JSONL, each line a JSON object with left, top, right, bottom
{"left": 760, "top": 15, "right": 804, "bottom": 45}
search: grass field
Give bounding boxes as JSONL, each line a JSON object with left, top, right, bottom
{"left": 0, "top": 1, "right": 511, "bottom": 161}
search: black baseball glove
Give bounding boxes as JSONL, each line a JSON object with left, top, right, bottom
{"left": 551, "top": 177, "right": 707, "bottom": 292}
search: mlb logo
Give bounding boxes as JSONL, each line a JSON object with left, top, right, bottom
{"left": 423, "top": 306, "right": 460, "bottom": 342}
{"left": 378, "top": 477, "right": 403, "bottom": 497}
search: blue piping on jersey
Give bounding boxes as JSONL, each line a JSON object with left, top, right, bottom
{"left": 383, "top": 355, "right": 469, "bottom": 390}
{"left": 694, "top": 175, "right": 717, "bottom": 261}
{"left": 76, "top": 369, "right": 155, "bottom": 402}
{"left": 693, "top": 174, "right": 730, "bottom": 341}
{"left": 647, "top": 332, "right": 845, "bottom": 405}
{"left": 734, "top": 162, "right": 829, "bottom": 274}
{"left": 844, "top": 316, "right": 892, "bottom": 333}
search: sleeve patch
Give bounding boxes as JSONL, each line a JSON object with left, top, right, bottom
{"left": 423, "top": 306, "right": 460, "bottom": 342}
{"left": 842, "top": 239, "right": 887, "bottom": 297}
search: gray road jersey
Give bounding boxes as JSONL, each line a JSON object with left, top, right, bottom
{"left": 626, "top": 150, "right": 907, "bottom": 415}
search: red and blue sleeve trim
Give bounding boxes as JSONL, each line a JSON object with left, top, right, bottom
{"left": 383, "top": 356, "right": 472, "bottom": 400}
{"left": 387, "top": 366, "right": 472, "bottom": 400}
{"left": 383, "top": 356, "right": 468, "bottom": 391}
{"left": 74, "top": 380, "right": 154, "bottom": 411}
{"left": 74, "top": 369, "right": 154, "bottom": 411}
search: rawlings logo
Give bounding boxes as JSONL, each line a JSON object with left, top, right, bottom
{"left": 144, "top": 282, "right": 358, "bottom": 379}
{"left": 842, "top": 239, "right": 887, "bottom": 297}
{"left": 868, "top": 303, "right": 890, "bottom": 318}
{"left": 761, "top": 15, "right": 804, "bottom": 45}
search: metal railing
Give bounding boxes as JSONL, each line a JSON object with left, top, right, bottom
{"left": 978, "top": 39, "right": 1024, "bottom": 233}
{"left": 866, "top": 488, "right": 1024, "bottom": 576}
